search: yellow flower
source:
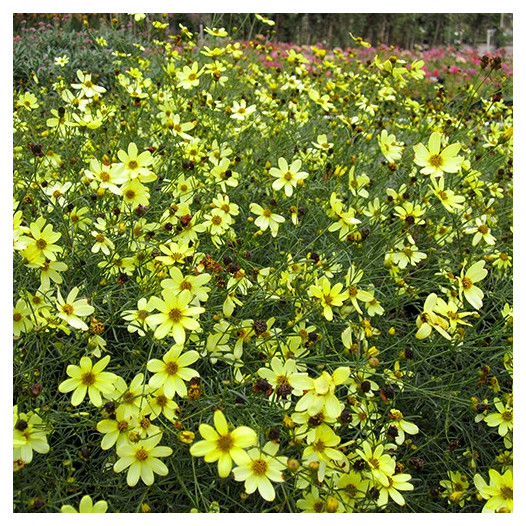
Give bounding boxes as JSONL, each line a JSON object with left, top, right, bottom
{"left": 17, "top": 91, "right": 39, "bottom": 110}
{"left": 378, "top": 129, "right": 403, "bottom": 163}
{"left": 457, "top": 260, "right": 488, "bottom": 310}
{"left": 21, "top": 216, "right": 62, "bottom": 265}
{"left": 189, "top": 409, "right": 257, "bottom": 478}
{"left": 177, "top": 62, "right": 202, "bottom": 90}
{"left": 308, "top": 276, "right": 349, "bottom": 321}
{"left": 60, "top": 495, "right": 108, "bottom": 513}
{"left": 233, "top": 441, "right": 287, "bottom": 501}
{"left": 96, "top": 405, "right": 134, "bottom": 450}
{"left": 291, "top": 367, "right": 349, "bottom": 418}
{"left": 484, "top": 397, "right": 513, "bottom": 436}
{"left": 269, "top": 157, "right": 309, "bottom": 197}
{"left": 415, "top": 293, "right": 451, "bottom": 340}
{"left": 147, "top": 344, "right": 200, "bottom": 398}
{"left": 474, "top": 469, "right": 513, "bottom": 512}
{"left": 302, "top": 425, "right": 346, "bottom": 465}
{"left": 440, "top": 470, "right": 470, "bottom": 507}
{"left": 56, "top": 287, "right": 95, "bottom": 331}
{"left": 249, "top": 203, "right": 285, "bottom": 237}
{"left": 58, "top": 355, "right": 118, "bottom": 407}
{"left": 146, "top": 289, "right": 205, "bottom": 344}
{"left": 230, "top": 99, "right": 257, "bottom": 121}
{"left": 13, "top": 406, "right": 50, "bottom": 463}
{"left": 115, "top": 142, "right": 155, "bottom": 182}
{"left": 71, "top": 70, "right": 107, "bottom": 98}
{"left": 356, "top": 441, "right": 395, "bottom": 486}
{"left": 413, "top": 131, "right": 463, "bottom": 178}
{"left": 114, "top": 434, "right": 173, "bottom": 486}
{"left": 377, "top": 473, "right": 414, "bottom": 507}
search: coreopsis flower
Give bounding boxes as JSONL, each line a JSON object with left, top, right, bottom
{"left": 415, "top": 293, "right": 451, "bottom": 340}
{"left": 230, "top": 99, "right": 257, "bottom": 121}
{"left": 308, "top": 276, "right": 349, "bottom": 321}
{"left": 337, "top": 472, "right": 371, "bottom": 509}
{"left": 147, "top": 344, "right": 200, "bottom": 398}
{"left": 177, "top": 62, "right": 202, "bottom": 90}
{"left": 109, "top": 374, "right": 148, "bottom": 420}
{"left": 71, "top": 70, "right": 107, "bottom": 98}
{"left": 484, "top": 397, "right": 513, "bottom": 437}
{"left": 58, "top": 355, "right": 118, "bottom": 407}
{"left": 60, "top": 495, "right": 108, "bottom": 513}
{"left": 343, "top": 265, "right": 374, "bottom": 315}
{"left": 348, "top": 167, "right": 370, "bottom": 197}
{"left": 389, "top": 237, "right": 427, "bottom": 269}
{"left": 204, "top": 26, "right": 228, "bottom": 37}
{"left": 232, "top": 441, "right": 287, "bottom": 501}
{"left": 143, "top": 385, "right": 180, "bottom": 422}
{"left": 255, "top": 13, "right": 275, "bottom": 26}
{"left": 115, "top": 142, "right": 155, "bottom": 182}
{"left": 377, "top": 473, "right": 414, "bottom": 507}
{"left": 302, "top": 424, "right": 346, "bottom": 465}
{"left": 429, "top": 177, "right": 466, "bottom": 213}
{"left": 155, "top": 240, "right": 195, "bottom": 266}
{"left": 249, "top": 203, "right": 285, "bottom": 237}
{"left": 457, "top": 260, "right": 488, "bottom": 310}
{"left": 146, "top": 289, "right": 205, "bottom": 344}
{"left": 54, "top": 55, "right": 69, "bottom": 67}
{"left": 96, "top": 404, "right": 135, "bottom": 450}
{"left": 13, "top": 298, "right": 34, "bottom": 337}
{"left": 21, "top": 217, "right": 62, "bottom": 265}
{"left": 55, "top": 287, "right": 95, "bottom": 331}
{"left": 296, "top": 487, "right": 327, "bottom": 513}
{"left": 491, "top": 251, "right": 512, "bottom": 271}
{"left": 168, "top": 114, "right": 196, "bottom": 140}
{"left": 383, "top": 409, "right": 419, "bottom": 445}
{"left": 189, "top": 409, "right": 258, "bottom": 478}
{"left": 17, "top": 91, "right": 39, "bottom": 110}
{"left": 393, "top": 200, "right": 426, "bottom": 226}
{"left": 114, "top": 433, "right": 173, "bottom": 487}
{"left": 440, "top": 471, "right": 470, "bottom": 507}
{"left": 433, "top": 297, "right": 474, "bottom": 334}
{"left": 122, "top": 298, "right": 150, "bottom": 337}
{"left": 408, "top": 59, "right": 426, "bottom": 80}
{"left": 413, "top": 131, "right": 463, "bottom": 178}
{"left": 91, "top": 227, "right": 115, "bottom": 256}
{"left": 120, "top": 178, "right": 150, "bottom": 208}
{"left": 291, "top": 367, "right": 350, "bottom": 419}
{"left": 269, "top": 157, "right": 309, "bottom": 197}
{"left": 378, "top": 129, "right": 404, "bottom": 163}
{"left": 473, "top": 469, "right": 513, "bottom": 513}
{"left": 327, "top": 192, "right": 361, "bottom": 240}
{"left": 257, "top": 356, "right": 304, "bottom": 399}
{"left": 13, "top": 406, "right": 50, "bottom": 463}
{"left": 464, "top": 215, "right": 496, "bottom": 246}
{"left": 356, "top": 441, "right": 396, "bottom": 486}
{"left": 85, "top": 158, "right": 127, "bottom": 195}
{"left": 161, "top": 267, "right": 211, "bottom": 305}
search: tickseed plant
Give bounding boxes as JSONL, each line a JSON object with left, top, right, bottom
{"left": 13, "top": 13, "right": 512, "bottom": 513}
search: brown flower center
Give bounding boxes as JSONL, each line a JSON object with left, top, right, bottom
{"left": 251, "top": 458, "right": 268, "bottom": 476}
{"left": 81, "top": 371, "right": 96, "bottom": 385}
{"left": 165, "top": 361, "right": 179, "bottom": 375}
{"left": 168, "top": 308, "right": 183, "bottom": 322}
{"left": 429, "top": 154, "right": 443, "bottom": 167}
{"left": 216, "top": 433, "right": 234, "bottom": 452}
{"left": 135, "top": 447, "right": 149, "bottom": 461}
{"left": 62, "top": 304, "right": 74, "bottom": 315}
